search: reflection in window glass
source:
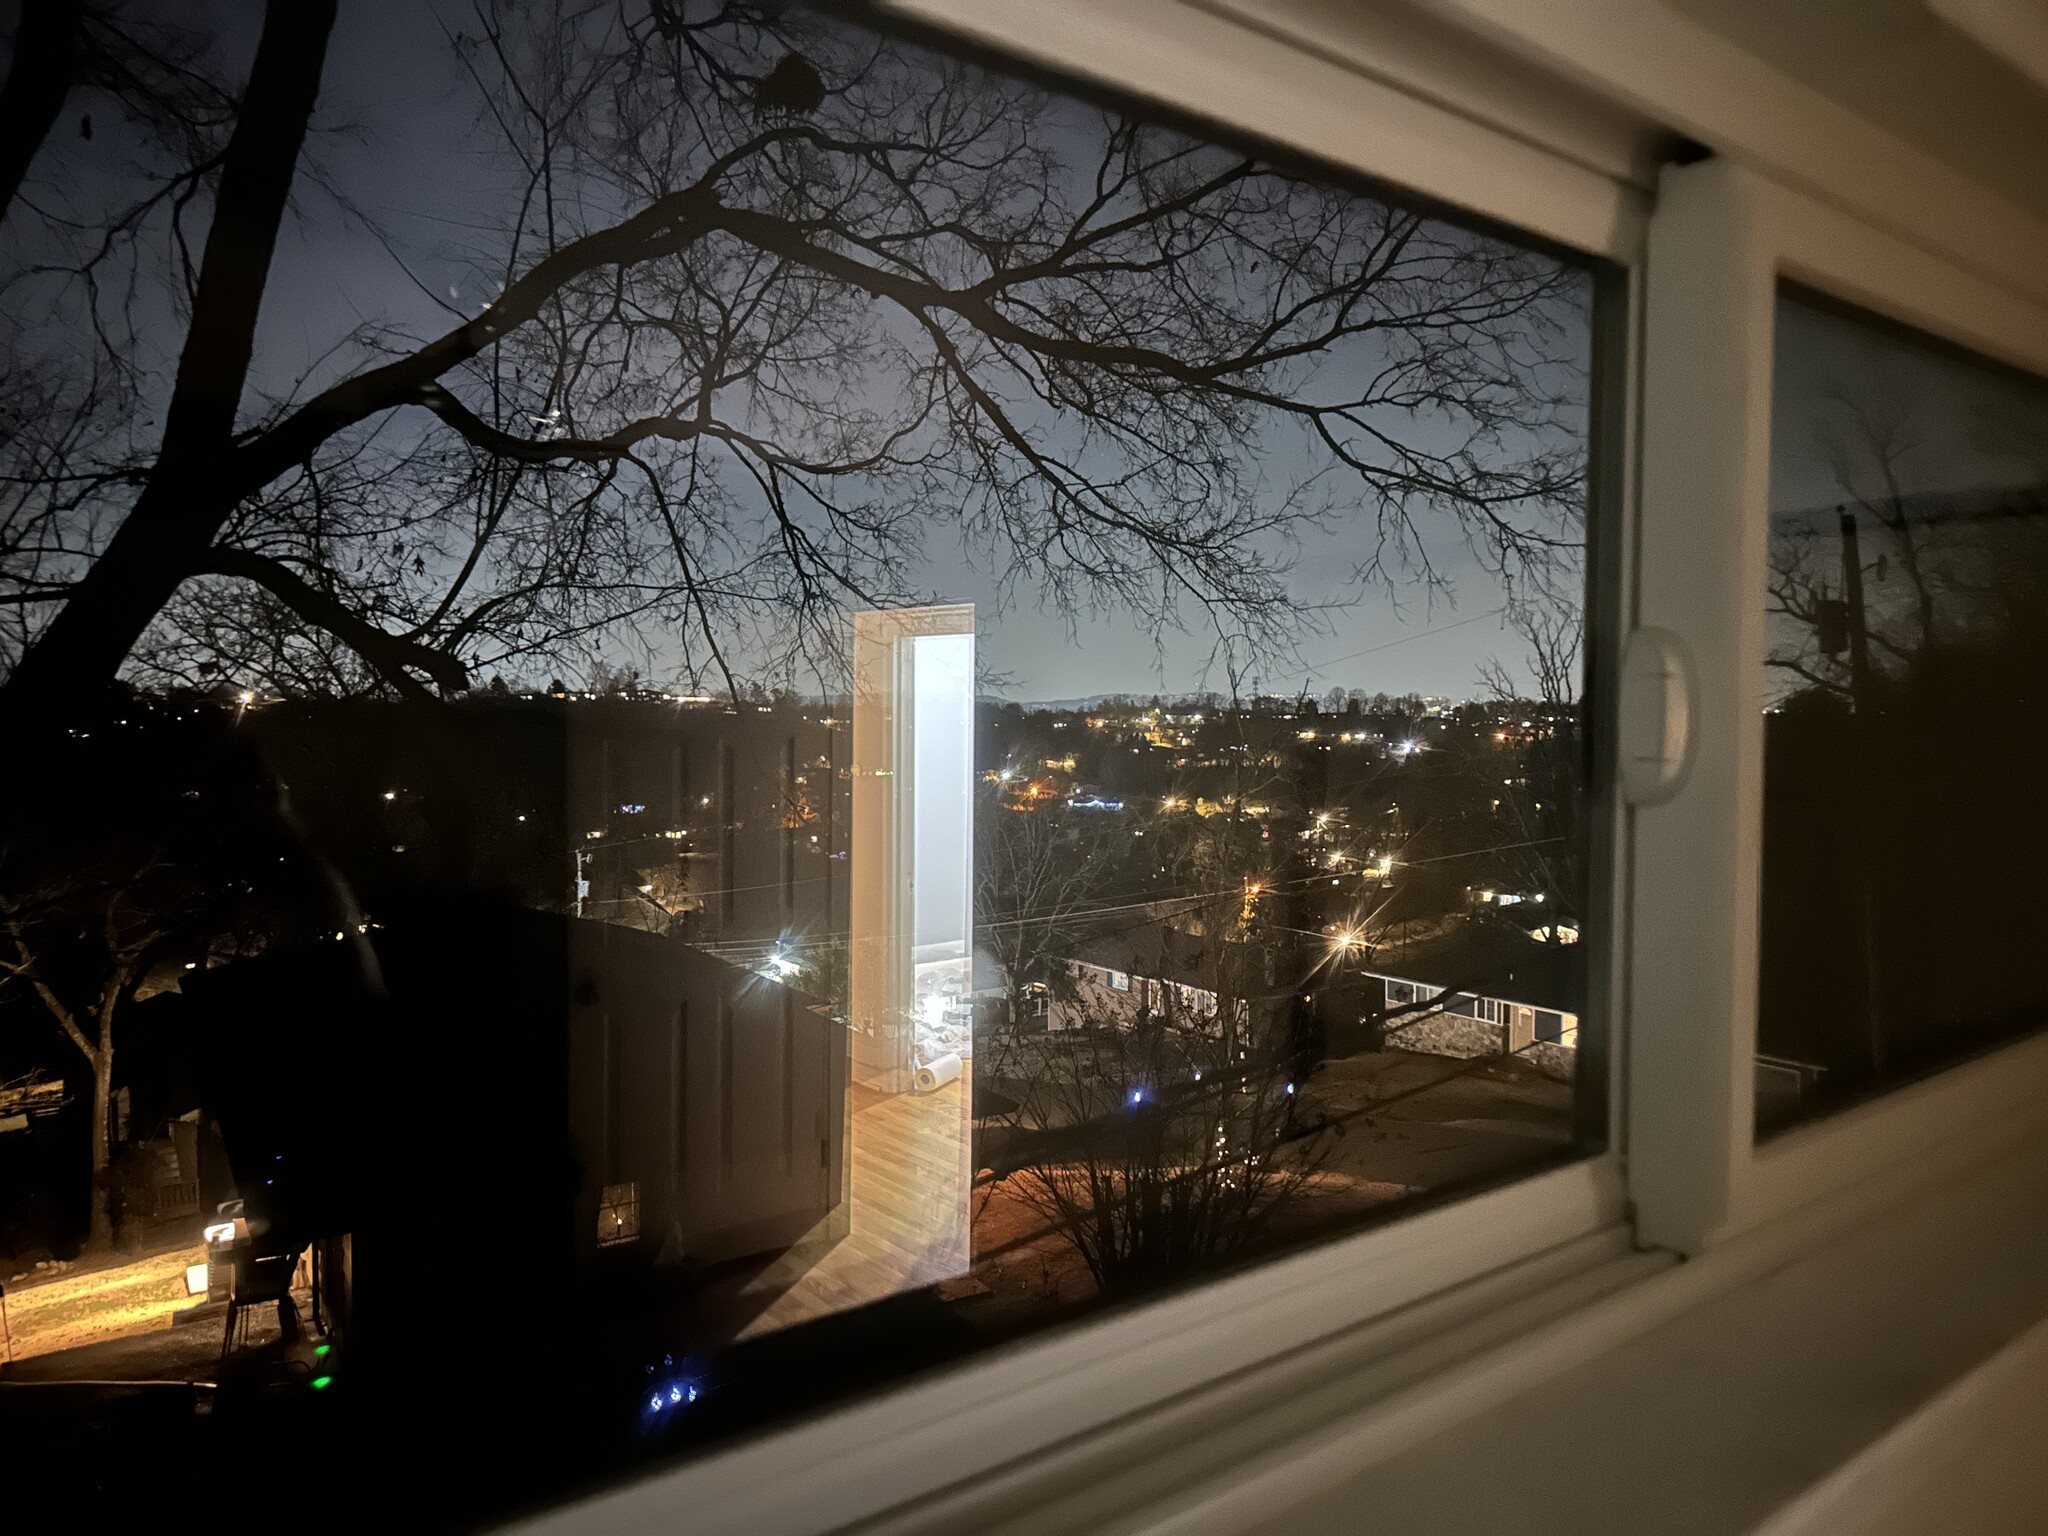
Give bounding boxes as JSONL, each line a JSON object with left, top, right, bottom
{"left": 598, "top": 1181, "right": 643, "bottom": 1246}
{"left": 0, "top": 3, "right": 1608, "bottom": 1524}
{"left": 1760, "top": 288, "right": 2048, "bottom": 1136}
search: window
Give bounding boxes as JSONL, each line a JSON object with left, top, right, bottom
{"left": 0, "top": 0, "right": 1618, "bottom": 1525}
{"left": 597, "top": 1182, "right": 641, "bottom": 1247}
{"left": 1635, "top": 158, "right": 2048, "bottom": 1255}
{"left": 1758, "top": 287, "right": 2048, "bottom": 1135}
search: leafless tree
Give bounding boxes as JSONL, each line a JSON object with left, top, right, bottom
{"left": 993, "top": 990, "right": 1323, "bottom": 1293}
{"left": 0, "top": 0, "right": 236, "bottom": 230}
{"left": 1, "top": 0, "right": 1590, "bottom": 725}
{"left": 0, "top": 702, "right": 327, "bottom": 1247}
{"left": 975, "top": 786, "right": 1115, "bottom": 1029}
{"left": 1476, "top": 598, "right": 1582, "bottom": 913}
{"left": 632, "top": 856, "right": 698, "bottom": 931}
{"left": 1763, "top": 373, "right": 2048, "bottom": 701}
{"left": 2, "top": 868, "right": 179, "bottom": 1248}
{"left": 0, "top": 812, "right": 282, "bottom": 1249}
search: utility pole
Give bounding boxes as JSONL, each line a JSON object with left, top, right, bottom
{"left": 1839, "top": 506, "right": 1874, "bottom": 706}
{"left": 1839, "top": 505, "right": 1887, "bottom": 1078}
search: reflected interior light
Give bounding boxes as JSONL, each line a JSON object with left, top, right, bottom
{"left": 184, "top": 1262, "right": 209, "bottom": 1296}
{"left": 310, "top": 1375, "right": 333, "bottom": 1391}
{"left": 646, "top": 1376, "right": 700, "bottom": 1415}
{"left": 202, "top": 1220, "right": 236, "bottom": 1246}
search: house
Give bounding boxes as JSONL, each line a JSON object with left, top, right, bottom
{"left": 1361, "top": 920, "right": 1584, "bottom": 1061}
{"left": 177, "top": 900, "right": 846, "bottom": 1351}
{"left": 1049, "top": 922, "right": 1259, "bottom": 1040}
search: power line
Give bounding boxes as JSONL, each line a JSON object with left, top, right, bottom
{"left": 1298, "top": 605, "right": 1509, "bottom": 678}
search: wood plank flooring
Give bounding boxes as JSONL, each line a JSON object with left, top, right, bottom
{"left": 737, "top": 1077, "right": 970, "bottom": 1337}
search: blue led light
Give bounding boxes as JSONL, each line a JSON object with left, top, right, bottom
{"left": 643, "top": 1365, "right": 701, "bottom": 1419}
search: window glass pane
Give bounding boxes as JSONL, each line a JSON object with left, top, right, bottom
{"left": 0, "top": 3, "right": 1610, "bottom": 1523}
{"left": 1760, "top": 286, "right": 2048, "bottom": 1136}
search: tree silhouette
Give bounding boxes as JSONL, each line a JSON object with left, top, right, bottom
{"left": 0, "top": 708, "right": 307, "bottom": 1246}
{"left": 993, "top": 988, "right": 1324, "bottom": 1292}
{"left": 1, "top": 0, "right": 1588, "bottom": 723}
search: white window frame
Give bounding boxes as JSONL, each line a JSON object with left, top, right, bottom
{"left": 518, "top": 3, "right": 1644, "bottom": 1530}
{"left": 1631, "top": 157, "right": 2048, "bottom": 1255}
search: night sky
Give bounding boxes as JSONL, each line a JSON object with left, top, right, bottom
{"left": 14, "top": 0, "right": 1601, "bottom": 702}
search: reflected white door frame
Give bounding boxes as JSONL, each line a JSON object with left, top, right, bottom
{"left": 850, "top": 604, "right": 976, "bottom": 1095}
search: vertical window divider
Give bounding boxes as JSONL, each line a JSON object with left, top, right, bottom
{"left": 1632, "top": 156, "right": 2048, "bottom": 1255}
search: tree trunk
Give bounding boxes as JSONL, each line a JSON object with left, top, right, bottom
{"left": 0, "top": 0, "right": 82, "bottom": 226}
{"left": 0, "top": 0, "right": 336, "bottom": 723}
{"left": 1, "top": 480, "right": 214, "bottom": 719}
{"left": 89, "top": 1042, "right": 114, "bottom": 1250}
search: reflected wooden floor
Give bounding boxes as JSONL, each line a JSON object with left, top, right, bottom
{"left": 737, "top": 1077, "right": 970, "bottom": 1338}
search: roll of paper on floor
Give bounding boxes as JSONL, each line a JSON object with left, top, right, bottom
{"left": 913, "top": 1052, "right": 963, "bottom": 1093}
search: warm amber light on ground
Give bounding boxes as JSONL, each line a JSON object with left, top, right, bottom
{"left": 3, "top": 1244, "right": 207, "bottom": 1361}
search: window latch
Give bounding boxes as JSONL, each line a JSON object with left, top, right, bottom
{"left": 1619, "top": 626, "right": 1696, "bottom": 805}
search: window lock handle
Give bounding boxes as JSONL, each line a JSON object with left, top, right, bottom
{"left": 1619, "top": 626, "right": 1697, "bottom": 806}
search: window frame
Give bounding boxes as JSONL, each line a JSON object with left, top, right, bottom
{"left": 1631, "top": 157, "right": 2048, "bottom": 1255}
{"left": 513, "top": 2, "right": 1644, "bottom": 1528}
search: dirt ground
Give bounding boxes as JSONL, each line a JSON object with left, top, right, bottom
{"left": 2, "top": 1240, "right": 212, "bottom": 1364}
{"left": 948, "top": 1046, "right": 1576, "bottom": 1328}
{"left": 1303, "top": 1047, "right": 1575, "bottom": 1191}
{"left": 5, "top": 1048, "right": 1575, "bottom": 1377}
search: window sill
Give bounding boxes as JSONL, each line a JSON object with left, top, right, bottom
{"left": 505, "top": 1073, "right": 2048, "bottom": 1534}
{"left": 504, "top": 1157, "right": 1621, "bottom": 1535}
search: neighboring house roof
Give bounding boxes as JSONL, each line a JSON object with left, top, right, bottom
{"left": 1063, "top": 920, "right": 1235, "bottom": 994}
{"left": 1364, "top": 917, "right": 1582, "bottom": 1016}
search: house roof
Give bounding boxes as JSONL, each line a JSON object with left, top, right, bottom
{"left": 1364, "top": 916, "right": 1583, "bottom": 1015}
{"left": 1064, "top": 919, "right": 1234, "bottom": 992}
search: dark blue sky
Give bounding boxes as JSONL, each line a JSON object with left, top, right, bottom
{"left": 21, "top": 0, "right": 1594, "bottom": 703}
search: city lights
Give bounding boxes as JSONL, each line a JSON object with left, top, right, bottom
{"left": 0, "top": 0, "right": 1631, "bottom": 1502}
